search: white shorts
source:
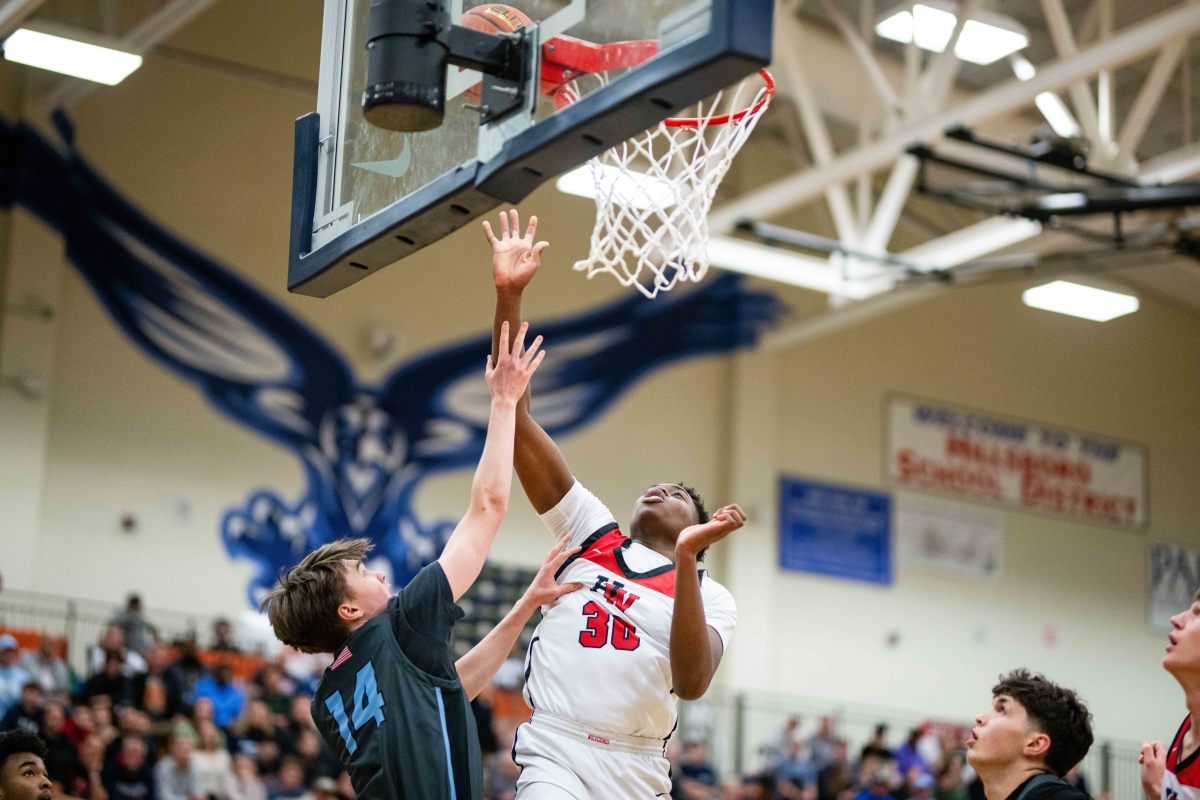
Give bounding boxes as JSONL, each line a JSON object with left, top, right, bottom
{"left": 513, "top": 710, "right": 672, "bottom": 800}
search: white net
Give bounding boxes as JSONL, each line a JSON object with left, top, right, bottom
{"left": 572, "top": 70, "right": 773, "bottom": 298}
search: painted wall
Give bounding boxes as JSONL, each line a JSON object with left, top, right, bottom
{"left": 721, "top": 281, "right": 1200, "bottom": 743}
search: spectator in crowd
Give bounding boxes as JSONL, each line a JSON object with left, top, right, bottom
{"left": 77, "top": 734, "right": 109, "bottom": 800}
{"left": 818, "top": 740, "right": 855, "bottom": 800}
{"left": 309, "top": 777, "right": 340, "bottom": 800}
{"left": 485, "top": 755, "right": 520, "bottom": 800}
{"left": 910, "top": 773, "right": 936, "bottom": 800}
{"left": 104, "top": 708, "right": 155, "bottom": 767}
{"left": 111, "top": 596, "right": 157, "bottom": 655}
{"left": 935, "top": 751, "right": 971, "bottom": 800}
{"left": 211, "top": 620, "right": 240, "bottom": 654}
{"left": 776, "top": 739, "right": 818, "bottom": 800}
{"left": 80, "top": 653, "right": 136, "bottom": 707}
{"left": 862, "top": 725, "right": 895, "bottom": 764}
{"left": 20, "top": 637, "right": 71, "bottom": 702}
{"left": 0, "top": 636, "right": 31, "bottom": 722}
{"left": 88, "top": 626, "right": 147, "bottom": 679}
{"left": 64, "top": 705, "right": 93, "bottom": 747}
{"left": 134, "top": 643, "right": 186, "bottom": 730}
{"left": 810, "top": 717, "right": 841, "bottom": 772}
{"left": 0, "top": 683, "right": 43, "bottom": 734}
{"left": 965, "top": 670, "right": 1093, "bottom": 800}
{"left": 154, "top": 734, "right": 201, "bottom": 800}
{"left": 0, "top": 729, "right": 51, "bottom": 800}
{"left": 39, "top": 702, "right": 87, "bottom": 799}
{"left": 101, "top": 736, "right": 155, "bottom": 800}
{"left": 192, "top": 665, "right": 245, "bottom": 730}
{"left": 265, "top": 756, "right": 308, "bottom": 800}
{"left": 254, "top": 667, "right": 292, "bottom": 730}
{"left": 86, "top": 696, "right": 118, "bottom": 747}
{"left": 676, "top": 740, "right": 721, "bottom": 800}
{"left": 171, "top": 636, "right": 207, "bottom": 700}
{"left": 231, "top": 703, "right": 280, "bottom": 779}
{"left": 896, "top": 729, "right": 933, "bottom": 779}
{"left": 225, "top": 754, "right": 266, "bottom": 800}
{"left": 288, "top": 730, "right": 340, "bottom": 784}
{"left": 854, "top": 767, "right": 898, "bottom": 800}
{"left": 192, "top": 720, "right": 232, "bottom": 800}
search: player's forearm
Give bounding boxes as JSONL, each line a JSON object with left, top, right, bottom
{"left": 493, "top": 290, "right": 531, "bottom": 417}
{"left": 455, "top": 596, "right": 537, "bottom": 700}
{"left": 669, "top": 550, "right": 715, "bottom": 700}
{"left": 440, "top": 397, "right": 517, "bottom": 598}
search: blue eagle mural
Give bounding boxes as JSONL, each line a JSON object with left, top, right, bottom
{"left": 0, "top": 114, "right": 783, "bottom": 606}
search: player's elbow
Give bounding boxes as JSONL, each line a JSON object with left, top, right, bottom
{"left": 472, "top": 486, "right": 509, "bottom": 519}
{"left": 673, "top": 674, "right": 712, "bottom": 701}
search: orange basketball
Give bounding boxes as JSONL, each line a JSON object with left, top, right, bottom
{"left": 460, "top": 4, "right": 535, "bottom": 102}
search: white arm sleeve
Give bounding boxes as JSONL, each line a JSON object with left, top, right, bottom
{"left": 700, "top": 574, "right": 737, "bottom": 652}
{"left": 538, "top": 480, "right": 618, "bottom": 547}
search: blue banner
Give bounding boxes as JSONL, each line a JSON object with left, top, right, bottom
{"left": 778, "top": 476, "right": 892, "bottom": 585}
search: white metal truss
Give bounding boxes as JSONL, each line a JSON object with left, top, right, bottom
{"left": 708, "top": 0, "right": 1200, "bottom": 315}
{"left": 40, "top": 0, "right": 219, "bottom": 110}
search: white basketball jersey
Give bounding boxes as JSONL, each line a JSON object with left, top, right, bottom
{"left": 523, "top": 481, "right": 737, "bottom": 740}
{"left": 1164, "top": 716, "right": 1200, "bottom": 800}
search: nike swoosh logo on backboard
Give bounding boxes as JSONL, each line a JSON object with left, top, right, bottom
{"left": 352, "top": 135, "right": 411, "bottom": 178}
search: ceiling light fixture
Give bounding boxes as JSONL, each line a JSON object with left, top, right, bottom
{"left": 555, "top": 163, "right": 677, "bottom": 211}
{"left": 1022, "top": 279, "right": 1139, "bottom": 321}
{"left": 876, "top": 1, "right": 1029, "bottom": 65}
{"left": 2, "top": 26, "right": 142, "bottom": 86}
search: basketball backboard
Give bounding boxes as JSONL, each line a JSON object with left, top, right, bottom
{"left": 288, "top": 0, "right": 773, "bottom": 297}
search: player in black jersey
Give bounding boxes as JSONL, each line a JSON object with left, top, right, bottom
{"left": 261, "top": 322, "right": 581, "bottom": 800}
{"left": 966, "top": 670, "right": 1093, "bottom": 800}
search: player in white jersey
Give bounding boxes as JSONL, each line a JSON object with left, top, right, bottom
{"left": 482, "top": 209, "right": 745, "bottom": 799}
{"left": 1141, "top": 590, "right": 1200, "bottom": 800}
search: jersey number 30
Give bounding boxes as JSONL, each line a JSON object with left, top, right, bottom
{"left": 324, "top": 662, "right": 387, "bottom": 754}
{"left": 578, "top": 600, "right": 640, "bottom": 650}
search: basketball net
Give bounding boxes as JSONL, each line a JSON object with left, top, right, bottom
{"left": 571, "top": 70, "right": 774, "bottom": 299}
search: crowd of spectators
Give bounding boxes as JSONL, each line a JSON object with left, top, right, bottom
{"left": 667, "top": 717, "right": 1094, "bottom": 800}
{"left": 0, "top": 597, "right": 1095, "bottom": 800}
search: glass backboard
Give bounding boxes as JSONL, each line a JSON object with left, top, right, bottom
{"left": 288, "top": 0, "right": 773, "bottom": 297}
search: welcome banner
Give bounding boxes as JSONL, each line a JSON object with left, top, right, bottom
{"left": 886, "top": 396, "right": 1147, "bottom": 530}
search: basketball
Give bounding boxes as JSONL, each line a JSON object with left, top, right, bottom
{"left": 460, "top": 4, "right": 535, "bottom": 102}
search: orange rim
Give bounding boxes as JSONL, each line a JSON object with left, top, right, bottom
{"left": 663, "top": 69, "right": 774, "bottom": 128}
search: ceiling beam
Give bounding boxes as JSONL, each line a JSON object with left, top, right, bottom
{"left": 41, "top": 0, "right": 217, "bottom": 110}
{"left": 710, "top": 1, "right": 1200, "bottom": 232}
{"left": 0, "top": 0, "right": 48, "bottom": 40}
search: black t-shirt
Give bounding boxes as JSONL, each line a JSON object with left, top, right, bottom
{"left": 1005, "top": 774, "right": 1091, "bottom": 800}
{"left": 312, "top": 561, "right": 480, "bottom": 800}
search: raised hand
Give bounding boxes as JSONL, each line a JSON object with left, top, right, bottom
{"left": 1140, "top": 741, "right": 1165, "bottom": 800}
{"left": 675, "top": 504, "right": 747, "bottom": 559}
{"left": 485, "top": 320, "right": 544, "bottom": 403}
{"left": 483, "top": 209, "right": 549, "bottom": 293}
{"left": 522, "top": 535, "right": 585, "bottom": 608}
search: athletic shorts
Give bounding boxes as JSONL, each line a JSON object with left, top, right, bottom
{"left": 513, "top": 710, "right": 672, "bottom": 800}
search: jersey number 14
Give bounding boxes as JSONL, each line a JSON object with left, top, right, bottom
{"left": 324, "top": 662, "right": 387, "bottom": 754}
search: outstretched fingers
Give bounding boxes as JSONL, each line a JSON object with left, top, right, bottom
{"left": 497, "top": 319, "right": 511, "bottom": 359}
{"left": 482, "top": 219, "right": 498, "bottom": 247}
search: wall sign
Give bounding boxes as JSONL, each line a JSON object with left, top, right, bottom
{"left": 886, "top": 396, "right": 1147, "bottom": 530}
{"left": 779, "top": 476, "right": 892, "bottom": 585}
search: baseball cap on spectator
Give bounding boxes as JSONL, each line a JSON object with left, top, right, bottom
{"left": 0, "top": 634, "right": 17, "bottom": 650}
